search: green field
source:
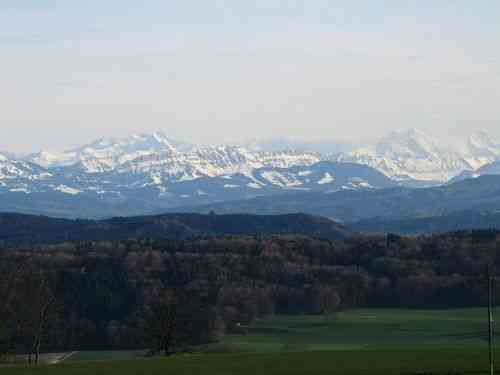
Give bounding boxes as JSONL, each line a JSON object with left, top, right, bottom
{"left": 217, "top": 308, "right": 496, "bottom": 352}
{"left": 3, "top": 308, "right": 499, "bottom": 375}
{"left": 4, "top": 350, "right": 500, "bottom": 375}
{"left": 67, "top": 350, "right": 147, "bottom": 362}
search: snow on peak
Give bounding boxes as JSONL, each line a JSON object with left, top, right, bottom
{"left": 337, "top": 128, "right": 471, "bottom": 182}
{"left": 467, "top": 130, "right": 500, "bottom": 157}
{"left": 0, "top": 154, "right": 51, "bottom": 184}
{"left": 8, "top": 129, "right": 500, "bottom": 189}
{"left": 54, "top": 185, "right": 82, "bottom": 195}
{"left": 377, "top": 128, "right": 442, "bottom": 159}
{"left": 28, "top": 150, "right": 76, "bottom": 168}
{"left": 317, "top": 173, "right": 335, "bottom": 185}
{"left": 26, "top": 132, "right": 187, "bottom": 171}
{"left": 260, "top": 171, "right": 303, "bottom": 188}
{"left": 450, "top": 130, "right": 500, "bottom": 171}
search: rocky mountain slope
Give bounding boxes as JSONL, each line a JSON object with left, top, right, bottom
{"left": 1, "top": 129, "right": 500, "bottom": 218}
{"left": 0, "top": 158, "right": 396, "bottom": 218}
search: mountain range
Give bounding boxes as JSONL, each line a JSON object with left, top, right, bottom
{"left": 174, "top": 175, "right": 500, "bottom": 232}
{"left": 335, "top": 129, "right": 500, "bottom": 182}
{"left": 1, "top": 129, "right": 500, "bottom": 222}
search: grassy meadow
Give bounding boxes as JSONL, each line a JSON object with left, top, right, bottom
{"left": 4, "top": 308, "right": 499, "bottom": 375}
{"left": 217, "top": 308, "right": 495, "bottom": 353}
{"left": 4, "top": 350, "right": 499, "bottom": 375}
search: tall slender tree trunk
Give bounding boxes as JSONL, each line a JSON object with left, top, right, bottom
{"left": 35, "top": 336, "right": 41, "bottom": 364}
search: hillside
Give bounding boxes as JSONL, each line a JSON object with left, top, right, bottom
{"left": 0, "top": 212, "right": 351, "bottom": 244}
{"left": 176, "top": 175, "right": 500, "bottom": 225}
{"left": 350, "top": 210, "right": 500, "bottom": 235}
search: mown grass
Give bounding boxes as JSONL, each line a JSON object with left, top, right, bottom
{"left": 219, "top": 308, "right": 496, "bottom": 353}
{"left": 64, "top": 308, "right": 497, "bottom": 360}
{"left": 3, "top": 349, "right": 499, "bottom": 375}
{"left": 67, "top": 350, "right": 146, "bottom": 362}
{"left": 4, "top": 308, "right": 498, "bottom": 374}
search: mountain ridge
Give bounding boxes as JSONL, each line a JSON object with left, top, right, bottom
{"left": 16, "top": 128, "right": 500, "bottom": 184}
{"left": 0, "top": 160, "right": 396, "bottom": 218}
{"left": 1, "top": 129, "right": 500, "bottom": 219}
{"left": 0, "top": 212, "right": 351, "bottom": 244}
{"left": 173, "top": 175, "right": 500, "bottom": 224}
{"left": 350, "top": 209, "right": 500, "bottom": 235}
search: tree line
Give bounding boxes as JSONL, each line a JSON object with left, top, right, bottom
{"left": 1, "top": 230, "right": 499, "bottom": 361}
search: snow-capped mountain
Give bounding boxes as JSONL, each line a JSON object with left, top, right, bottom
{"left": 27, "top": 132, "right": 192, "bottom": 172}
{"left": 1, "top": 129, "right": 500, "bottom": 218}
{"left": 0, "top": 134, "right": 330, "bottom": 217}
{"left": 21, "top": 129, "right": 500, "bottom": 186}
{"left": 0, "top": 153, "right": 53, "bottom": 193}
{"left": 456, "top": 130, "right": 500, "bottom": 170}
{"left": 101, "top": 144, "right": 323, "bottom": 191}
{"left": 335, "top": 129, "right": 498, "bottom": 183}
{"left": 0, "top": 158, "right": 397, "bottom": 218}
{"left": 27, "top": 133, "right": 322, "bottom": 180}
{"left": 147, "top": 161, "right": 396, "bottom": 206}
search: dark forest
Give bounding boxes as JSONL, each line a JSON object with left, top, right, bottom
{"left": 1, "top": 229, "right": 499, "bottom": 361}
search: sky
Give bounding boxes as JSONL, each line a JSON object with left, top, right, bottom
{"left": 1, "top": 1, "right": 500, "bottom": 153}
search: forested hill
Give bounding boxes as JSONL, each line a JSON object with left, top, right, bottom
{"left": 0, "top": 212, "right": 351, "bottom": 244}
{"left": 173, "top": 175, "right": 500, "bottom": 225}
{"left": 350, "top": 210, "right": 500, "bottom": 235}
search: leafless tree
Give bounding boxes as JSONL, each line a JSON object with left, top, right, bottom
{"left": 147, "top": 289, "right": 178, "bottom": 356}
{"left": 15, "top": 270, "right": 57, "bottom": 365}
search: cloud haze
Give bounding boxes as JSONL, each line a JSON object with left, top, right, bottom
{"left": 1, "top": 1, "right": 499, "bottom": 153}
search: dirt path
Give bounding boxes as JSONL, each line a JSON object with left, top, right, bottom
{"left": 48, "top": 351, "right": 78, "bottom": 364}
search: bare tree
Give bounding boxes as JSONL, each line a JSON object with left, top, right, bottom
{"left": 15, "top": 270, "right": 57, "bottom": 365}
{"left": 147, "top": 289, "right": 178, "bottom": 356}
{"left": 32, "top": 274, "right": 56, "bottom": 365}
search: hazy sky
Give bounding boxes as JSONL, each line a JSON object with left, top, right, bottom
{"left": 1, "top": 1, "right": 500, "bottom": 153}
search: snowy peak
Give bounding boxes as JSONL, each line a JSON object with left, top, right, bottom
{"left": 0, "top": 154, "right": 52, "bottom": 194}
{"left": 112, "top": 144, "right": 322, "bottom": 185}
{"left": 468, "top": 130, "right": 499, "bottom": 151}
{"left": 337, "top": 128, "right": 475, "bottom": 182}
{"left": 24, "top": 130, "right": 323, "bottom": 183}
{"left": 3, "top": 129, "right": 500, "bottom": 217}
{"left": 460, "top": 130, "right": 500, "bottom": 169}
{"left": 376, "top": 128, "right": 442, "bottom": 159}
{"left": 9, "top": 129, "right": 500, "bottom": 190}
{"left": 28, "top": 150, "right": 77, "bottom": 169}
{"left": 27, "top": 131, "right": 188, "bottom": 172}
{"left": 110, "top": 131, "right": 180, "bottom": 154}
